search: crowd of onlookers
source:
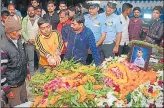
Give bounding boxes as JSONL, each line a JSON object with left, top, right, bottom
{"left": 0, "top": 0, "right": 163, "bottom": 107}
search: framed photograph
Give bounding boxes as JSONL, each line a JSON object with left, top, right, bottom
{"left": 129, "top": 44, "right": 152, "bottom": 71}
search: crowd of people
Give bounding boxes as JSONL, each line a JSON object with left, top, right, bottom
{"left": 0, "top": 0, "right": 163, "bottom": 107}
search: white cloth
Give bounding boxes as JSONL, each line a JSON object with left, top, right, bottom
{"left": 41, "top": 9, "right": 46, "bottom": 17}
{"left": 119, "top": 13, "right": 129, "bottom": 45}
{"left": 27, "top": 17, "right": 39, "bottom": 40}
{"left": 133, "top": 56, "right": 145, "bottom": 68}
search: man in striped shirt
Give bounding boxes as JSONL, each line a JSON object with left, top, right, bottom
{"left": 35, "top": 18, "right": 63, "bottom": 72}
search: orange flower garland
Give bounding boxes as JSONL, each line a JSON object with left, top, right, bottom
{"left": 104, "top": 63, "right": 128, "bottom": 84}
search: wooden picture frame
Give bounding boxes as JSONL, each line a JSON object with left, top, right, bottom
{"left": 129, "top": 44, "right": 152, "bottom": 71}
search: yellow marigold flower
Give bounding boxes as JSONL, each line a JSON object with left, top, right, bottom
{"left": 151, "top": 90, "right": 159, "bottom": 98}
{"left": 142, "top": 87, "right": 148, "bottom": 96}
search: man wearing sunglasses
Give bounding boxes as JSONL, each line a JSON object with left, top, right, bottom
{"left": 35, "top": 18, "right": 63, "bottom": 72}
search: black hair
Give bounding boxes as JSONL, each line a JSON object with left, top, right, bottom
{"left": 72, "top": 14, "right": 85, "bottom": 24}
{"left": 122, "top": 3, "right": 133, "bottom": 12}
{"left": 47, "top": 0, "right": 56, "bottom": 6}
{"left": 133, "top": 7, "right": 141, "bottom": 12}
{"left": 153, "top": 6, "right": 162, "bottom": 14}
{"left": 38, "top": 17, "right": 51, "bottom": 26}
{"left": 1, "top": 10, "right": 10, "bottom": 17}
{"left": 68, "top": 5, "right": 76, "bottom": 12}
{"left": 7, "top": 3, "right": 16, "bottom": 8}
{"left": 31, "top": 0, "right": 39, "bottom": 3}
{"left": 34, "top": 5, "right": 42, "bottom": 10}
{"left": 75, "top": 4, "right": 82, "bottom": 14}
{"left": 27, "top": 5, "right": 34, "bottom": 9}
{"left": 59, "top": 1, "right": 67, "bottom": 5}
{"left": 138, "top": 48, "right": 143, "bottom": 52}
{"left": 59, "top": 9, "right": 69, "bottom": 16}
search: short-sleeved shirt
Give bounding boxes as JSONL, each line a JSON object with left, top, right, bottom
{"left": 100, "top": 13, "right": 122, "bottom": 43}
{"left": 84, "top": 14, "right": 106, "bottom": 42}
{"left": 119, "top": 13, "right": 130, "bottom": 45}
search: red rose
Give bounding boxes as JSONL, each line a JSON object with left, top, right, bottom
{"left": 148, "top": 87, "right": 153, "bottom": 93}
{"left": 105, "top": 105, "right": 110, "bottom": 108}
{"left": 149, "top": 103, "right": 154, "bottom": 108}
{"left": 114, "top": 85, "right": 120, "bottom": 92}
{"left": 158, "top": 80, "right": 163, "bottom": 87}
{"left": 159, "top": 59, "right": 164, "bottom": 63}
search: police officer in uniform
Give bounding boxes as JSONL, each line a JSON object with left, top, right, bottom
{"left": 99, "top": 1, "right": 122, "bottom": 59}
{"left": 84, "top": 3, "right": 106, "bottom": 63}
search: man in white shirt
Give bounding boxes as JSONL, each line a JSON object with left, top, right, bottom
{"left": 22, "top": 5, "right": 40, "bottom": 72}
{"left": 117, "top": 3, "right": 133, "bottom": 56}
{"left": 133, "top": 48, "right": 145, "bottom": 68}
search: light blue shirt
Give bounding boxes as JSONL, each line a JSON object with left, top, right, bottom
{"left": 84, "top": 14, "right": 106, "bottom": 42}
{"left": 133, "top": 56, "right": 145, "bottom": 68}
{"left": 100, "top": 12, "right": 122, "bottom": 43}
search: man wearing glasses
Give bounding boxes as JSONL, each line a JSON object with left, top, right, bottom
{"left": 35, "top": 18, "right": 63, "bottom": 72}
{"left": 133, "top": 48, "right": 145, "bottom": 68}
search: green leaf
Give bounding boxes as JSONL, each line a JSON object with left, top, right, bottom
{"left": 83, "top": 102, "right": 88, "bottom": 107}
{"left": 71, "top": 96, "right": 80, "bottom": 107}
{"left": 88, "top": 81, "right": 93, "bottom": 90}
{"left": 126, "top": 93, "right": 131, "bottom": 103}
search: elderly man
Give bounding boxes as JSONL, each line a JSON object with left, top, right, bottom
{"left": 133, "top": 48, "right": 145, "bottom": 68}
{"left": 57, "top": 9, "right": 71, "bottom": 60}
{"left": 35, "top": 18, "right": 63, "bottom": 72}
{"left": 0, "top": 16, "right": 31, "bottom": 107}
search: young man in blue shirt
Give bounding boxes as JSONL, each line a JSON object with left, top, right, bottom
{"left": 61, "top": 14, "right": 101, "bottom": 66}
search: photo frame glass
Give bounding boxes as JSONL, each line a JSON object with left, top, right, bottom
{"left": 130, "top": 44, "right": 152, "bottom": 70}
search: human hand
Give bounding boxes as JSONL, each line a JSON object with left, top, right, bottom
{"left": 27, "top": 74, "right": 31, "bottom": 81}
{"left": 6, "top": 91, "right": 14, "bottom": 99}
{"left": 53, "top": 54, "right": 61, "bottom": 66}
{"left": 28, "top": 39, "right": 35, "bottom": 44}
{"left": 113, "top": 45, "right": 119, "bottom": 54}
{"left": 47, "top": 55, "right": 56, "bottom": 66}
{"left": 55, "top": 50, "right": 61, "bottom": 56}
{"left": 88, "top": 49, "right": 91, "bottom": 54}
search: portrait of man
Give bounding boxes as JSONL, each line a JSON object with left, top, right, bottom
{"left": 133, "top": 48, "right": 145, "bottom": 68}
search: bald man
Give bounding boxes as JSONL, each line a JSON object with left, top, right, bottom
{"left": 8, "top": 3, "right": 21, "bottom": 24}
